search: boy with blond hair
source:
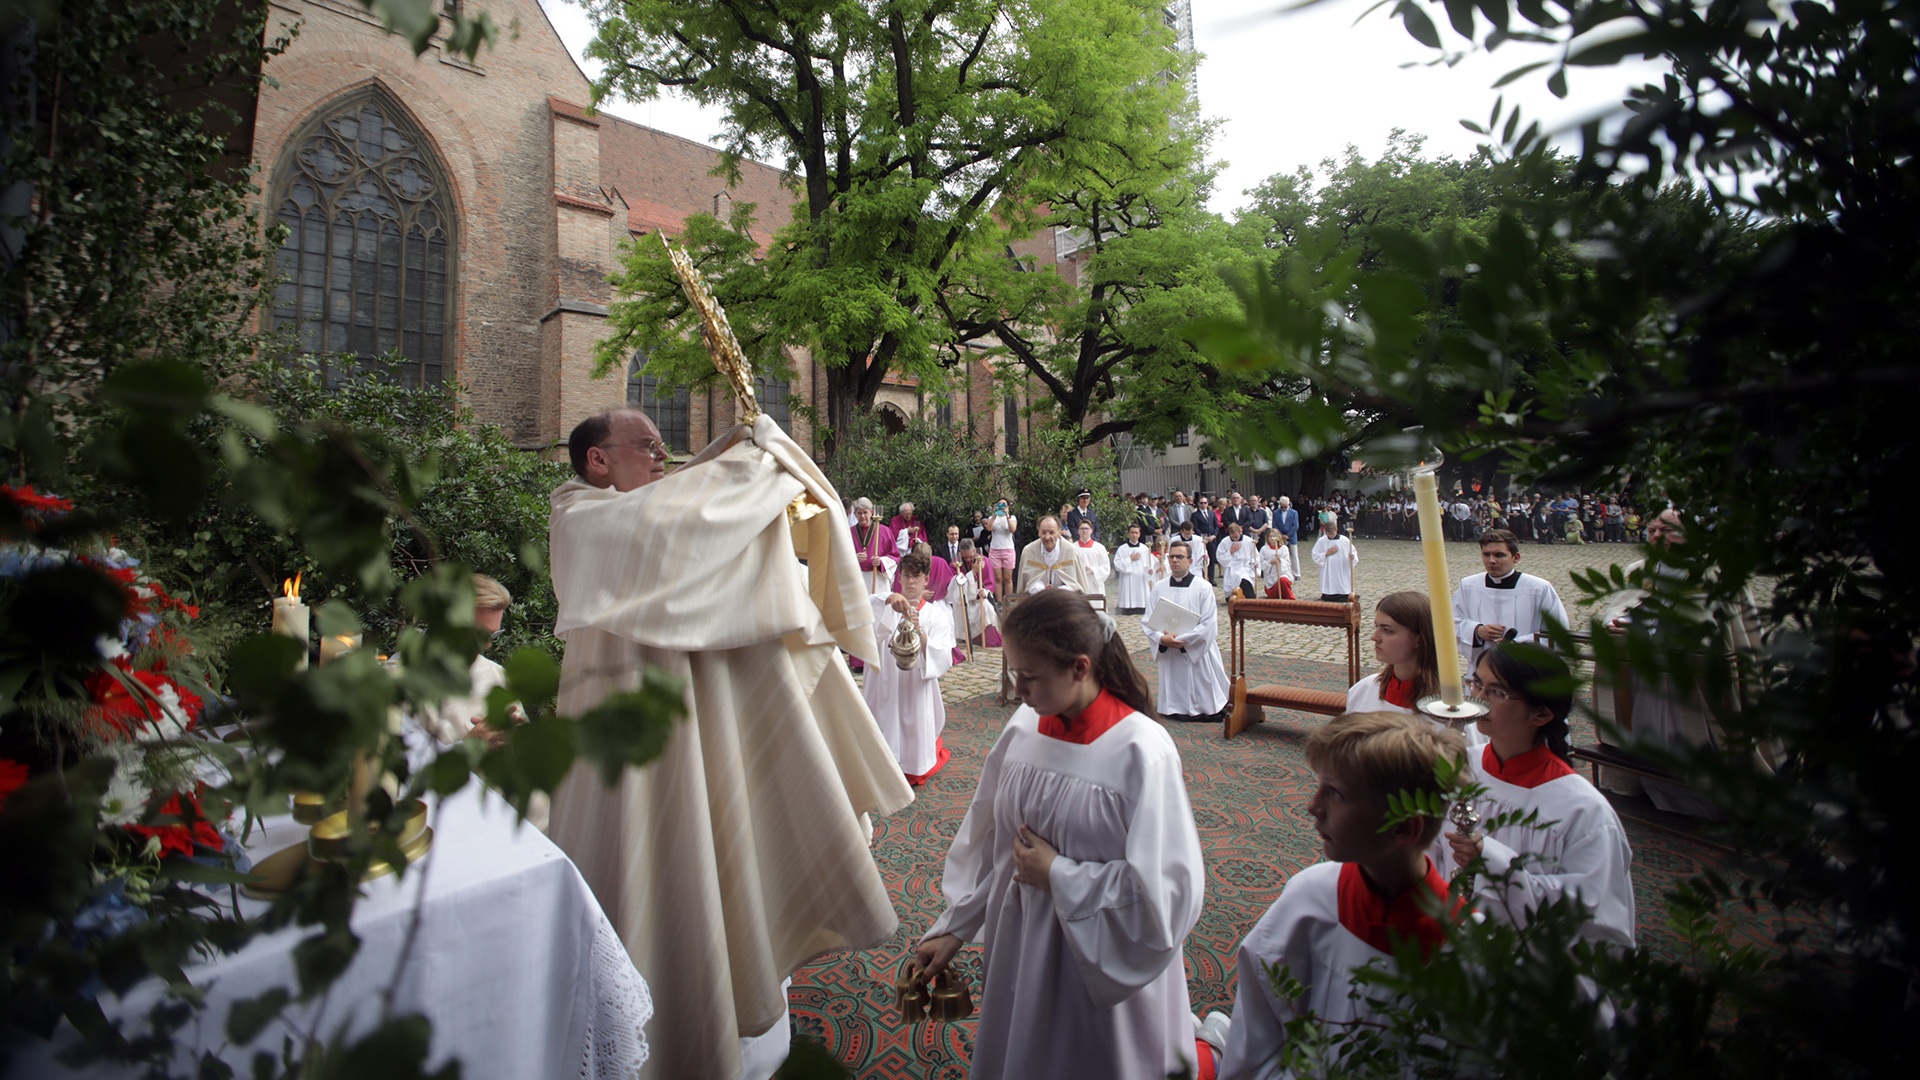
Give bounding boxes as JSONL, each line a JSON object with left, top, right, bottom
{"left": 1214, "top": 712, "right": 1467, "bottom": 1080}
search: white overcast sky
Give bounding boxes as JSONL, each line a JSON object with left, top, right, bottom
{"left": 533, "top": 0, "right": 1665, "bottom": 215}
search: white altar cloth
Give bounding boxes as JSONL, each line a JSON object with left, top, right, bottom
{"left": 7, "top": 783, "right": 651, "bottom": 1080}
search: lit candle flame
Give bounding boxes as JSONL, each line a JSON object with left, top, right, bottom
{"left": 282, "top": 572, "right": 302, "bottom": 601}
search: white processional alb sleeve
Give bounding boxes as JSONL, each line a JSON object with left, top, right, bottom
{"left": 1477, "top": 803, "right": 1636, "bottom": 949}
{"left": 1044, "top": 738, "right": 1205, "bottom": 1011}
{"left": 1454, "top": 577, "right": 1480, "bottom": 647}
{"left": 924, "top": 726, "right": 1019, "bottom": 944}
{"left": 1218, "top": 869, "right": 1330, "bottom": 1080}
{"left": 918, "top": 603, "right": 955, "bottom": 682}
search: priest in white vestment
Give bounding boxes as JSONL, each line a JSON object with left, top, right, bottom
{"left": 1451, "top": 528, "right": 1569, "bottom": 667}
{"left": 1144, "top": 542, "right": 1230, "bottom": 721}
{"left": 1019, "top": 515, "right": 1089, "bottom": 593}
{"left": 544, "top": 409, "right": 914, "bottom": 1080}
{"left": 1111, "top": 524, "right": 1153, "bottom": 614}
{"left": 864, "top": 552, "right": 956, "bottom": 784}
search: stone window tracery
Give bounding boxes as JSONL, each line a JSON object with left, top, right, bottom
{"left": 270, "top": 89, "right": 453, "bottom": 387}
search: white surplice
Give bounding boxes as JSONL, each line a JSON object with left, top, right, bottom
{"left": 1075, "top": 539, "right": 1112, "bottom": 595}
{"left": 1219, "top": 861, "right": 1450, "bottom": 1080}
{"left": 1451, "top": 570, "right": 1569, "bottom": 663}
{"left": 946, "top": 567, "right": 1000, "bottom": 644}
{"left": 1433, "top": 744, "right": 1636, "bottom": 949}
{"left": 1170, "top": 534, "right": 1207, "bottom": 579}
{"left": 1311, "top": 534, "right": 1358, "bottom": 596}
{"left": 1020, "top": 538, "right": 1089, "bottom": 593}
{"left": 544, "top": 416, "right": 914, "bottom": 1080}
{"left": 1143, "top": 576, "right": 1230, "bottom": 716}
{"left": 1111, "top": 541, "right": 1153, "bottom": 611}
{"left": 1256, "top": 543, "right": 1294, "bottom": 592}
{"left": 1218, "top": 535, "right": 1259, "bottom": 592}
{"left": 923, "top": 706, "right": 1205, "bottom": 1080}
{"left": 863, "top": 595, "right": 954, "bottom": 777}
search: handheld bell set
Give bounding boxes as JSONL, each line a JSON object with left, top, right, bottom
{"left": 894, "top": 960, "right": 974, "bottom": 1023}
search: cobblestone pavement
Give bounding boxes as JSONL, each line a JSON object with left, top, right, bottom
{"left": 926, "top": 537, "right": 1641, "bottom": 706}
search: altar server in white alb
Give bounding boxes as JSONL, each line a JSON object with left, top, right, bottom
{"left": 1111, "top": 523, "right": 1154, "bottom": 615}
{"left": 1440, "top": 643, "right": 1635, "bottom": 949}
{"left": 1451, "top": 529, "right": 1568, "bottom": 666}
{"left": 1255, "top": 529, "right": 1295, "bottom": 600}
{"left": 1217, "top": 522, "right": 1259, "bottom": 599}
{"left": 865, "top": 551, "right": 957, "bottom": 785}
{"left": 1073, "top": 519, "right": 1112, "bottom": 598}
{"left": 1144, "top": 541, "right": 1230, "bottom": 722}
{"left": 1310, "top": 513, "right": 1358, "bottom": 602}
{"left": 1218, "top": 712, "right": 1466, "bottom": 1080}
{"left": 1172, "top": 519, "right": 1208, "bottom": 583}
{"left": 1020, "top": 515, "right": 1090, "bottom": 593}
{"left": 1345, "top": 592, "right": 1437, "bottom": 718}
{"left": 911, "top": 590, "right": 1206, "bottom": 1080}
{"left": 947, "top": 540, "right": 1002, "bottom": 651}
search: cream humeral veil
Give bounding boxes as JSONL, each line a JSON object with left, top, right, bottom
{"left": 546, "top": 414, "right": 914, "bottom": 1080}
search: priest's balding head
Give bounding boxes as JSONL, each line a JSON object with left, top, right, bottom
{"left": 568, "top": 408, "right": 668, "bottom": 492}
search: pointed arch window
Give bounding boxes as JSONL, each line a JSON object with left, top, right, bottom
{"left": 753, "top": 376, "right": 790, "bottom": 432}
{"left": 629, "top": 351, "right": 690, "bottom": 452}
{"left": 269, "top": 89, "right": 453, "bottom": 387}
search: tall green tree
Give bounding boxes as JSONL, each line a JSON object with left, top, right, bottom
{"left": 942, "top": 130, "right": 1260, "bottom": 449}
{"left": 1190, "top": 0, "right": 1920, "bottom": 1074}
{"left": 583, "top": 0, "right": 1193, "bottom": 452}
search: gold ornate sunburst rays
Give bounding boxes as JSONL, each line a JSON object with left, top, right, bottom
{"left": 660, "top": 234, "right": 760, "bottom": 427}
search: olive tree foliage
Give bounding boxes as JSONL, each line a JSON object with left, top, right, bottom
{"left": 1, "top": 3, "right": 681, "bottom": 1077}
{"left": 582, "top": 0, "right": 1193, "bottom": 453}
{"left": 1188, "top": 0, "right": 1920, "bottom": 1075}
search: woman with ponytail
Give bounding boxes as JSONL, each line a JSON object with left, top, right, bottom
{"left": 1440, "top": 642, "right": 1637, "bottom": 948}
{"left": 909, "top": 589, "right": 1206, "bottom": 1080}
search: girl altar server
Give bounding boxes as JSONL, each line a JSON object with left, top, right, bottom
{"left": 911, "top": 589, "right": 1206, "bottom": 1080}
{"left": 1346, "top": 591, "right": 1438, "bottom": 717}
{"left": 864, "top": 552, "right": 957, "bottom": 785}
{"left": 1256, "top": 529, "right": 1295, "bottom": 599}
{"left": 1440, "top": 643, "right": 1636, "bottom": 948}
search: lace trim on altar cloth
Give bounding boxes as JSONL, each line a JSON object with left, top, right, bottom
{"left": 580, "top": 909, "right": 653, "bottom": 1080}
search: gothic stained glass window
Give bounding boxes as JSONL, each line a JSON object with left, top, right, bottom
{"left": 270, "top": 90, "right": 453, "bottom": 387}
{"left": 628, "top": 351, "right": 690, "bottom": 453}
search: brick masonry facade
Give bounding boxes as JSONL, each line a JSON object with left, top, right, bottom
{"left": 251, "top": 0, "right": 1057, "bottom": 461}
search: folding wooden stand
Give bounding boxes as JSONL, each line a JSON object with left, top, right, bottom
{"left": 1223, "top": 595, "right": 1363, "bottom": 739}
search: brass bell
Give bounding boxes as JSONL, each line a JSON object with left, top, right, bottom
{"left": 893, "top": 961, "right": 930, "bottom": 1022}
{"left": 928, "top": 968, "right": 975, "bottom": 1023}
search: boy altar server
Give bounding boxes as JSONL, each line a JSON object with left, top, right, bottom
{"left": 1172, "top": 519, "right": 1208, "bottom": 582}
{"left": 1311, "top": 513, "right": 1359, "bottom": 602}
{"left": 865, "top": 552, "right": 956, "bottom": 785}
{"left": 1218, "top": 712, "right": 1467, "bottom": 1080}
{"left": 1020, "top": 515, "right": 1090, "bottom": 593}
{"left": 1112, "top": 523, "right": 1153, "bottom": 614}
{"left": 1074, "top": 519, "right": 1112, "bottom": 597}
{"left": 1144, "top": 541, "right": 1230, "bottom": 722}
{"left": 1451, "top": 529, "right": 1568, "bottom": 666}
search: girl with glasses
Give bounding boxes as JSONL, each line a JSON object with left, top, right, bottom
{"left": 1441, "top": 643, "right": 1637, "bottom": 948}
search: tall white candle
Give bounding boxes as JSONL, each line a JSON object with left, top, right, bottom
{"left": 1412, "top": 471, "right": 1465, "bottom": 706}
{"left": 270, "top": 574, "right": 310, "bottom": 671}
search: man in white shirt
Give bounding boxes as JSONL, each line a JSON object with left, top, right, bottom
{"left": 1310, "top": 514, "right": 1358, "bottom": 602}
{"left": 1018, "top": 515, "right": 1089, "bottom": 593}
{"left": 1451, "top": 528, "right": 1568, "bottom": 666}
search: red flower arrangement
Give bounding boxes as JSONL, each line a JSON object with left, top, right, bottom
{"left": 0, "top": 758, "right": 28, "bottom": 812}
{"left": 1, "top": 484, "right": 75, "bottom": 515}
{"left": 124, "top": 786, "right": 224, "bottom": 858}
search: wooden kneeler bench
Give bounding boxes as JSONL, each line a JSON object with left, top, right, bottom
{"left": 1223, "top": 595, "right": 1363, "bottom": 739}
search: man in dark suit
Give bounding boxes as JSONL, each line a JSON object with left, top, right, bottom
{"left": 1065, "top": 490, "right": 1098, "bottom": 541}
{"left": 1192, "top": 495, "right": 1219, "bottom": 584}
{"left": 942, "top": 524, "right": 964, "bottom": 567}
